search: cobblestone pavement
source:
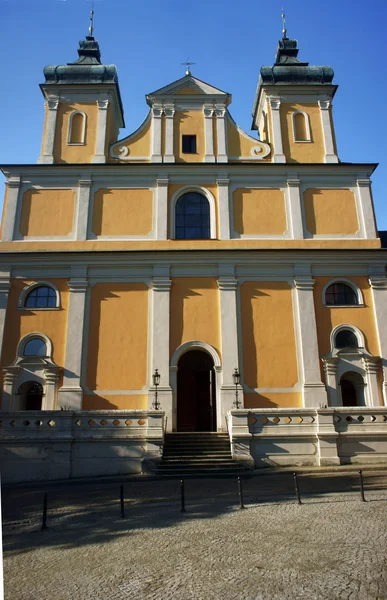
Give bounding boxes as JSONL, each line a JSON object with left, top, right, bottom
{"left": 2, "top": 472, "right": 387, "bottom": 600}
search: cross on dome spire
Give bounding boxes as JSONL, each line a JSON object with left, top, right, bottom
{"left": 181, "top": 59, "right": 195, "bottom": 76}
{"left": 281, "top": 8, "right": 287, "bottom": 39}
{"left": 89, "top": 0, "right": 95, "bottom": 38}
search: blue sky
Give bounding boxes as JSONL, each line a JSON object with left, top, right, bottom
{"left": 1, "top": 0, "right": 386, "bottom": 228}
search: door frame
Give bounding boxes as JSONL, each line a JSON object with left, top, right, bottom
{"left": 170, "top": 341, "right": 222, "bottom": 432}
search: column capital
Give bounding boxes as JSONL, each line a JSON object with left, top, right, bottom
{"left": 97, "top": 98, "right": 109, "bottom": 110}
{"left": 6, "top": 178, "right": 21, "bottom": 189}
{"left": 216, "top": 178, "right": 230, "bottom": 187}
{"left": 203, "top": 106, "right": 214, "bottom": 118}
{"left": 44, "top": 368, "right": 61, "bottom": 384}
{"left": 152, "top": 277, "right": 172, "bottom": 292}
{"left": 322, "top": 358, "right": 338, "bottom": 375}
{"left": 0, "top": 278, "right": 10, "bottom": 294}
{"left": 152, "top": 105, "right": 163, "bottom": 118}
{"left": 2, "top": 367, "right": 19, "bottom": 385}
{"left": 163, "top": 105, "right": 175, "bottom": 118}
{"left": 356, "top": 178, "right": 371, "bottom": 188}
{"left": 318, "top": 100, "right": 331, "bottom": 110}
{"left": 287, "top": 178, "right": 300, "bottom": 188}
{"left": 217, "top": 277, "right": 238, "bottom": 291}
{"left": 294, "top": 276, "right": 315, "bottom": 291}
{"left": 369, "top": 276, "right": 387, "bottom": 290}
{"left": 214, "top": 106, "right": 226, "bottom": 118}
{"left": 269, "top": 96, "right": 281, "bottom": 110}
{"left": 364, "top": 357, "right": 380, "bottom": 375}
{"left": 68, "top": 278, "right": 88, "bottom": 293}
{"left": 47, "top": 97, "right": 59, "bottom": 111}
{"left": 156, "top": 177, "right": 169, "bottom": 187}
{"left": 79, "top": 178, "right": 92, "bottom": 188}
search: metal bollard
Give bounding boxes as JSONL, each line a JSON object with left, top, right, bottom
{"left": 120, "top": 484, "right": 125, "bottom": 518}
{"left": 238, "top": 477, "right": 246, "bottom": 509}
{"left": 41, "top": 492, "right": 48, "bottom": 530}
{"left": 358, "top": 470, "right": 366, "bottom": 503}
{"left": 180, "top": 479, "right": 186, "bottom": 513}
{"left": 293, "top": 472, "right": 302, "bottom": 505}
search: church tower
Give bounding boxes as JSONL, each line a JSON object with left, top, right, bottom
{"left": 38, "top": 25, "right": 124, "bottom": 164}
{"left": 252, "top": 29, "right": 338, "bottom": 163}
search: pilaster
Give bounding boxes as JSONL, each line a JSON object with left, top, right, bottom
{"left": 215, "top": 106, "right": 228, "bottom": 163}
{"left": 93, "top": 97, "right": 109, "bottom": 164}
{"left": 0, "top": 271, "right": 10, "bottom": 363}
{"left": 286, "top": 178, "right": 304, "bottom": 239}
{"left": 151, "top": 104, "right": 163, "bottom": 163}
{"left": 2, "top": 178, "right": 21, "bottom": 242}
{"left": 75, "top": 177, "right": 92, "bottom": 241}
{"left": 204, "top": 106, "right": 215, "bottom": 163}
{"left": 364, "top": 357, "right": 382, "bottom": 407}
{"left": 368, "top": 275, "right": 387, "bottom": 405}
{"left": 58, "top": 267, "right": 88, "bottom": 410}
{"left": 1, "top": 368, "right": 18, "bottom": 411}
{"left": 316, "top": 408, "right": 340, "bottom": 466}
{"left": 38, "top": 96, "right": 59, "bottom": 164}
{"left": 322, "top": 358, "right": 339, "bottom": 406}
{"left": 294, "top": 271, "right": 328, "bottom": 407}
{"left": 218, "top": 273, "right": 242, "bottom": 426}
{"left": 155, "top": 177, "right": 169, "bottom": 240}
{"left": 217, "top": 177, "right": 230, "bottom": 240}
{"left": 150, "top": 271, "right": 173, "bottom": 429}
{"left": 318, "top": 100, "right": 339, "bottom": 164}
{"left": 357, "top": 179, "right": 378, "bottom": 239}
{"left": 269, "top": 97, "right": 286, "bottom": 163}
{"left": 43, "top": 369, "right": 61, "bottom": 410}
{"left": 163, "top": 105, "right": 175, "bottom": 163}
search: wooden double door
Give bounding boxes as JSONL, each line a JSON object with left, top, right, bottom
{"left": 176, "top": 350, "right": 216, "bottom": 432}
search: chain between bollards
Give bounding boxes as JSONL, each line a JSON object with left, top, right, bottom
{"left": 41, "top": 492, "right": 48, "bottom": 530}
{"left": 238, "top": 477, "right": 246, "bottom": 509}
{"left": 293, "top": 472, "right": 302, "bottom": 505}
{"left": 358, "top": 470, "right": 366, "bottom": 503}
{"left": 120, "top": 484, "right": 125, "bottom": 518}
{"left": 180, "top": 479, "right": 186, "bottom": 513}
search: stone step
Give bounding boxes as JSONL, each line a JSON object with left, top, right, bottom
{"left": 163, "top": 451, "right": 232, "bottom": 457}
{"left": 162, "top": 457, "right": 234, "bottom": 463}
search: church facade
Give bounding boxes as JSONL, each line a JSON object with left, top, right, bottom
{"left": 1, "top": 30, "right": 387, "bottom": 479}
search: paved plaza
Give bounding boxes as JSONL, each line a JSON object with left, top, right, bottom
{"left": 2, "top": 471, "right": 387, "bottom": 600}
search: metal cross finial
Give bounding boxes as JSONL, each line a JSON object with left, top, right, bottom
{"left": 281, "top": 8, "right": 287, "bottom": 38}
{"left": 89, "top": 0, "right": 95, "bottom": 37}
{"left": 181, "top": 59, "right": 195, "bottom": 76}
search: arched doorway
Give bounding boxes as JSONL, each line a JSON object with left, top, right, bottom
{"left": 340, "top": 372, "right": 365, "bottom": 407}
{"left": 177, "top": 350, "right": 216, "bottom": 431}
{"left": 17, "top": 381, "right": 44, "bottom": 410}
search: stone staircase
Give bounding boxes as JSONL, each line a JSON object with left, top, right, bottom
{"left": 152, "top": 432, "right": 250, "bottom": 476}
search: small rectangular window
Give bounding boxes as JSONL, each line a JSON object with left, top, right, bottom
{"left": 182, "top": 135, "right": 197, "bottom": 154}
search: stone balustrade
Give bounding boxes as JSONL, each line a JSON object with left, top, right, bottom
{"left": 228, "top": 407, "right": 387, "bottom": 467}
{"left": 0, "top": 410, "right": 165, "bottom": 483}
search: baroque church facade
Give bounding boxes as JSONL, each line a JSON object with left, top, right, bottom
{"left": 1, "top": 26, "right": 387, "bottom": 478}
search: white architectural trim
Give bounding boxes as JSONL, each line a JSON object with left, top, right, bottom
{"left": 292, "top": 110, "right": 311, "bottom": 142}
{"left": 356, "top": 179, "right": 378, "bottom": 239}
{"left": 67, "top": 111, "right": 87, "bottom": 145}
{"left": 2, "top": 178, "right": 20, "bottom": 242}
{"left": 38, "top": 96, "right": 59, "bottom": 164}
{"left": 18, "top": 281, "right": 60, "bottom": 310}
{"left": 293, "top": 272, "right": 328, "bottom": 408}
{"left": 170, "top": 340, "right": 221, "bottom": 368}
{"left": 0, "top": 271, "right": 10, "bottom": 363}
{"left": 170, "top": 185, "right": 217, "bottom": 240}
{"left": 215, "top": 106, "right": 228, "bottom": 163}
{"left": 318, "top": 100, "right": 339, "bottom": 163}
{"left": 151, "top": 105, "right": 163, "bottom": 163}
{"left": 93, "top": 96, "right": 109, "bottom": 164}
{"left": 330, "top": 324, "right": 366, "bottom": 353}
{"left": 155, "top": 177, "right": 169, "bottom": 240}
{"left": 369, "top": 275, "right": 387, "bottom": 405}
{"left": 203, "top": 105, "right": 215, "bottom": 163}
{"left": 17, "top": 332, "right": 53, "bottom": 358}
{"left": 163, "top": 105, "right": 175, "bottom": 163}
{"left": 268, "top": 97, "right": 286, "bottom": 163}
{"left": 286, "top": 178, "right": 304, "bottom": 239}
{"left": 322, "top": 278, "right": 364, "bottom": 307}
{"left": 217, "top": 177, "right": 230, "bottom": 240}
{"left": 57, "top": 268, "right": 88, "bottom": 410}
{"left": 75, "top": 177, "right": 92, "bottom": 241}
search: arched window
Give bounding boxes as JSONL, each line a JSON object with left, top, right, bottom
{"left": 23, "top": 337, "right": 47, "bottom": 357}
{"left": 18, "top": 381, "right": 43, "bottom": 410}
{"left": 175, "top": 192, "right": 210, "bottom": 239}
{"left": 68, "top": 111, "right": 86, "bottom": 145}
{"left": 325, "top": 282, "right": 359, "bottom": 306}
{"left": 292, "top": 111, "right": 310, "bottom": 142}
{"left": 24, "top": 286, "right": 57, "bottom": 309}
{"left": 335, "top": 329, "right": 359, "bottom": 349}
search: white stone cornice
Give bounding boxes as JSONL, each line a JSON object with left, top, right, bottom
{"left": 356, "top": 178, "right": 371, "bottom": 188}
